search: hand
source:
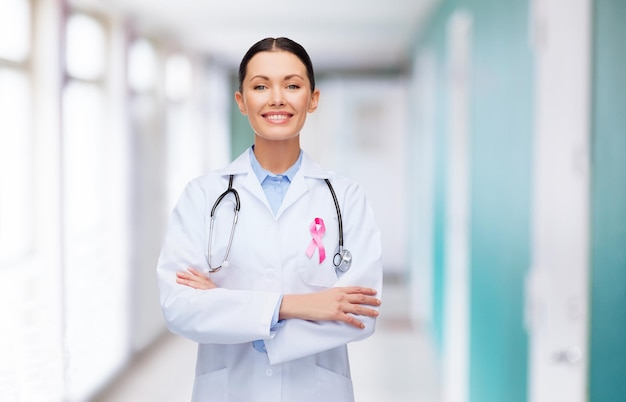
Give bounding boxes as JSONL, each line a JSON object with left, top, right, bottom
{"left": 280, "top": 287, "right": 381, "bottom": 329}
{"left": 176, "top": 267, "right": 218, "bottom": 290}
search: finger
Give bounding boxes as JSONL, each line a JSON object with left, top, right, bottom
{"left": 343, "top": 287, "right": 377, "bottom": 296}
{"left": 352, "top": 305, "right": 380, "bottom": 318}
{"left": 187, "top": 267, "right": 203, "bottom": 275}
{"left": 341, "top": 314, "right": 366, "bottom": 329}
{"left": 348, "top": 294, "right": 381, "bottom": 307}
{"left": 177, "top": 272, "right": 200, "bottom": 282}
{"left": 176, "top": 277, "right": 199, "bottom": 289}
{"left": 176, "top": 272, "right": 192, "bottom": 279}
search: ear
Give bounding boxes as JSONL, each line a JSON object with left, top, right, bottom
{"left": 308, "top": 89, "right": 320, "bottom": 113}
{"left": 235, "top": 91, "right": 247, "bottom": 115}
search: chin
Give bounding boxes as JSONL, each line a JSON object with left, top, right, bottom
{"left": 255, "top": 131, "right": 301, "bottom": 142}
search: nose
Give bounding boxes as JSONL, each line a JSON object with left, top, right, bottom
{"left": 269, "top": 87, "right": 285, "bottom": 106}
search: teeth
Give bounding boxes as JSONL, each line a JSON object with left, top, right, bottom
{"left": 267, "top": 114, "right": 288, "bottom": 121}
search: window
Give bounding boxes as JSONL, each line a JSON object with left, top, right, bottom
{"left": 165, "top": 53, "right": 192, "bottom": 102}
{"left": 0, "top": 70, "right": 33, "bottom": 261}
{"left": 0, "top": 0, "right": 31, "bottom": 62}
{"left": 63, "top": 13, "right": 107, "bottom": 238}
{"left": 63, "top": 11, "right": 107, "bottom": 236}
{"left": 0, "top": 0, "right": 33, "bottom": 261}
{"left": 0, "top": 3, "right": 66, "bottom": 401}
{"left": 128, "top": 38, "right": 158, "bottom": 93}
{"left": 62, "top": 81, "right": 105, "bottom": 236}
{"left": 65, "top": 13, "right": 106, "bottom": 80}
{"left": 63, "top": 12, "right": 130, "bottom": 400}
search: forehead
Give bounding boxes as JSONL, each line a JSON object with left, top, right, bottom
{"left": 245, "top": 50, "right": 307, "bottom": 79}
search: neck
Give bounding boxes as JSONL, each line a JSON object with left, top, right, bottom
{"left": 253, "top": 136, "right": 301, "bottom": 174}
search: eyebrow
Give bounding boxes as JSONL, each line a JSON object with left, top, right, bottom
{"left": 249, "top": 74, "right": 305, "bottom": 82}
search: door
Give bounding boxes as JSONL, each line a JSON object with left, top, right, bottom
{"left": 442, "top": 9, "right": 472, "bottom": 402}
{"left": 526, "top": 0, "right": 591, "bottom": 400}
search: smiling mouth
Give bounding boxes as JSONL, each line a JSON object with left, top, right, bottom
{"left": 263, "top": 113, "right": 292, "bottom": 122}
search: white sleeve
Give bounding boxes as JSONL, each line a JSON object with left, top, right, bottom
{"left": 157, "top": 179, "right": 282, "bottom": 344}
{"left": 264, "top": 181, "right": 383, "bottom": 364}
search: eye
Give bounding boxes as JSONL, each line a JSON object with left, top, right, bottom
{"left": 254, "top": 85, "right": 268, "bottom": 91}
{"left": 287, "top": 84, "right": 300, "bottom": 90}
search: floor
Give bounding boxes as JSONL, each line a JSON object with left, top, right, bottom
{"left": 93, "top": 278, "right": 441, "bottom": 402}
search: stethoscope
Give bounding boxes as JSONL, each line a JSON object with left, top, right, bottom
{"left": 207, "top": 175, "right": 352, "bottom": 274}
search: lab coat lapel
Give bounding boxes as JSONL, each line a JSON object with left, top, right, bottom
{"left": 276, "top": 152, "right": 329, "bottom": 219}
{"left": 276, "top": 174, "right": 308, "bottom": 218}
{"left": 240, "top": 169, "right": 271, "bottom": 212}
{"left": 219, "top": 148, "right": 271, "bottom": 212}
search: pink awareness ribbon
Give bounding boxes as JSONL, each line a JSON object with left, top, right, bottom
{"left": 305, "top": 217, "right": 326, "bottom": 263}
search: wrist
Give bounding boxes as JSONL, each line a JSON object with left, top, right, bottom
{"left": 278, "top": 293, "right": 305, "bottom": 320}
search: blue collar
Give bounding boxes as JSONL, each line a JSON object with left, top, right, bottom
{"left": 249, "top": 147, "right": 302, "bottom": 184}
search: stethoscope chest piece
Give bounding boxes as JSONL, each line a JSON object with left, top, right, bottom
{"left": 333, "top": 248, "right": 352, "bottom": 273}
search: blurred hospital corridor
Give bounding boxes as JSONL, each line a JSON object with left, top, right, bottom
{"left": 2, "top": 0, "right": 626, "bottom": 401}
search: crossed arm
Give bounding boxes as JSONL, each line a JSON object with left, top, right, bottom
{"left": 176, "top": 267, "right": 380, "bottom": 329}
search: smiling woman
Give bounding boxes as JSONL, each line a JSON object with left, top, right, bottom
{"left": 157, "top": 37, "right": 383, "bottom": 402}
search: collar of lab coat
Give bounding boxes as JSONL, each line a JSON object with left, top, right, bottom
{"left": 217, "top": 147, "right": 331, "bottom": 217}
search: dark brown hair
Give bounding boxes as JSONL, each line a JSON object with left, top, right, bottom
{"left": 238, "top": 37, "right": 316, "bottom": 93}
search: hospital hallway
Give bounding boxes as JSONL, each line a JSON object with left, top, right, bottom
{"left": 92, "top": 275, "right": 441, "bottom": 402}
{"left": 2, "top": 0, "right": 626, "bottom": 401}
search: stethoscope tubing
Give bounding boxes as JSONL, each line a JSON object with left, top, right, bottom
{"left": 207, "top": 175, "right": 240, "bottom": 272}
{"left": 323, "top": 179, "right": 352, "bottom": 272}
{"left": 207, "top": 175, "right": 351, "bottom": 273}
{"left": 324, "top": 179, "right": 343, "bottom": 249}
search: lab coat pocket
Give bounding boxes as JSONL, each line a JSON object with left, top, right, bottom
{"left": 315, "top": 365, "right": 354, "bottom": 401}
{"left": 297, "top": 264, "right": 338, "bottom": 289}
{"left": 191, "top": 367, "right": 229, "bottom": 402}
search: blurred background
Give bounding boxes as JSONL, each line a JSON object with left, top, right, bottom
{"left": 0, "top": 0, "right": 625, "bottom": 401}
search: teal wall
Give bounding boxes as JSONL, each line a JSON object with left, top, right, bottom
{"left": 416, "top": 2, "right": 453, "bottom": 353}
{"left": 411, "top": 1, "right": 532, "bottom": 401}
{"left": 589, "top": 0, "right": 626, "bottom": 401}
{"left": 467, "top": 1, "right": 532, "bottom": 401}
{"left": 230, "top": 75, "right": 254, "bottom": 160}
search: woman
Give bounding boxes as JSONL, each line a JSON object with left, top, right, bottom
{"left": 157, "top": 37, "right": 383, "bottom": 402}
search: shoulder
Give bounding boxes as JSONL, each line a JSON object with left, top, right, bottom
{"left": 300, "top": 152, "right": 366, "bottom": 202}
{"left": 183, "top": 148, "right": 252, "bottom": 193}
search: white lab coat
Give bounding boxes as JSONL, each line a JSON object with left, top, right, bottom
{"left": 157, "top": 149, "right": 383, "bottom": 402}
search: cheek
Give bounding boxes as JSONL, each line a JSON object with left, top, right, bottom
{"left": 241, "top": 93, "right": 264, "bottom": 113}
{"left": 291, "top": 96, "right": 312, "bottom": 113}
